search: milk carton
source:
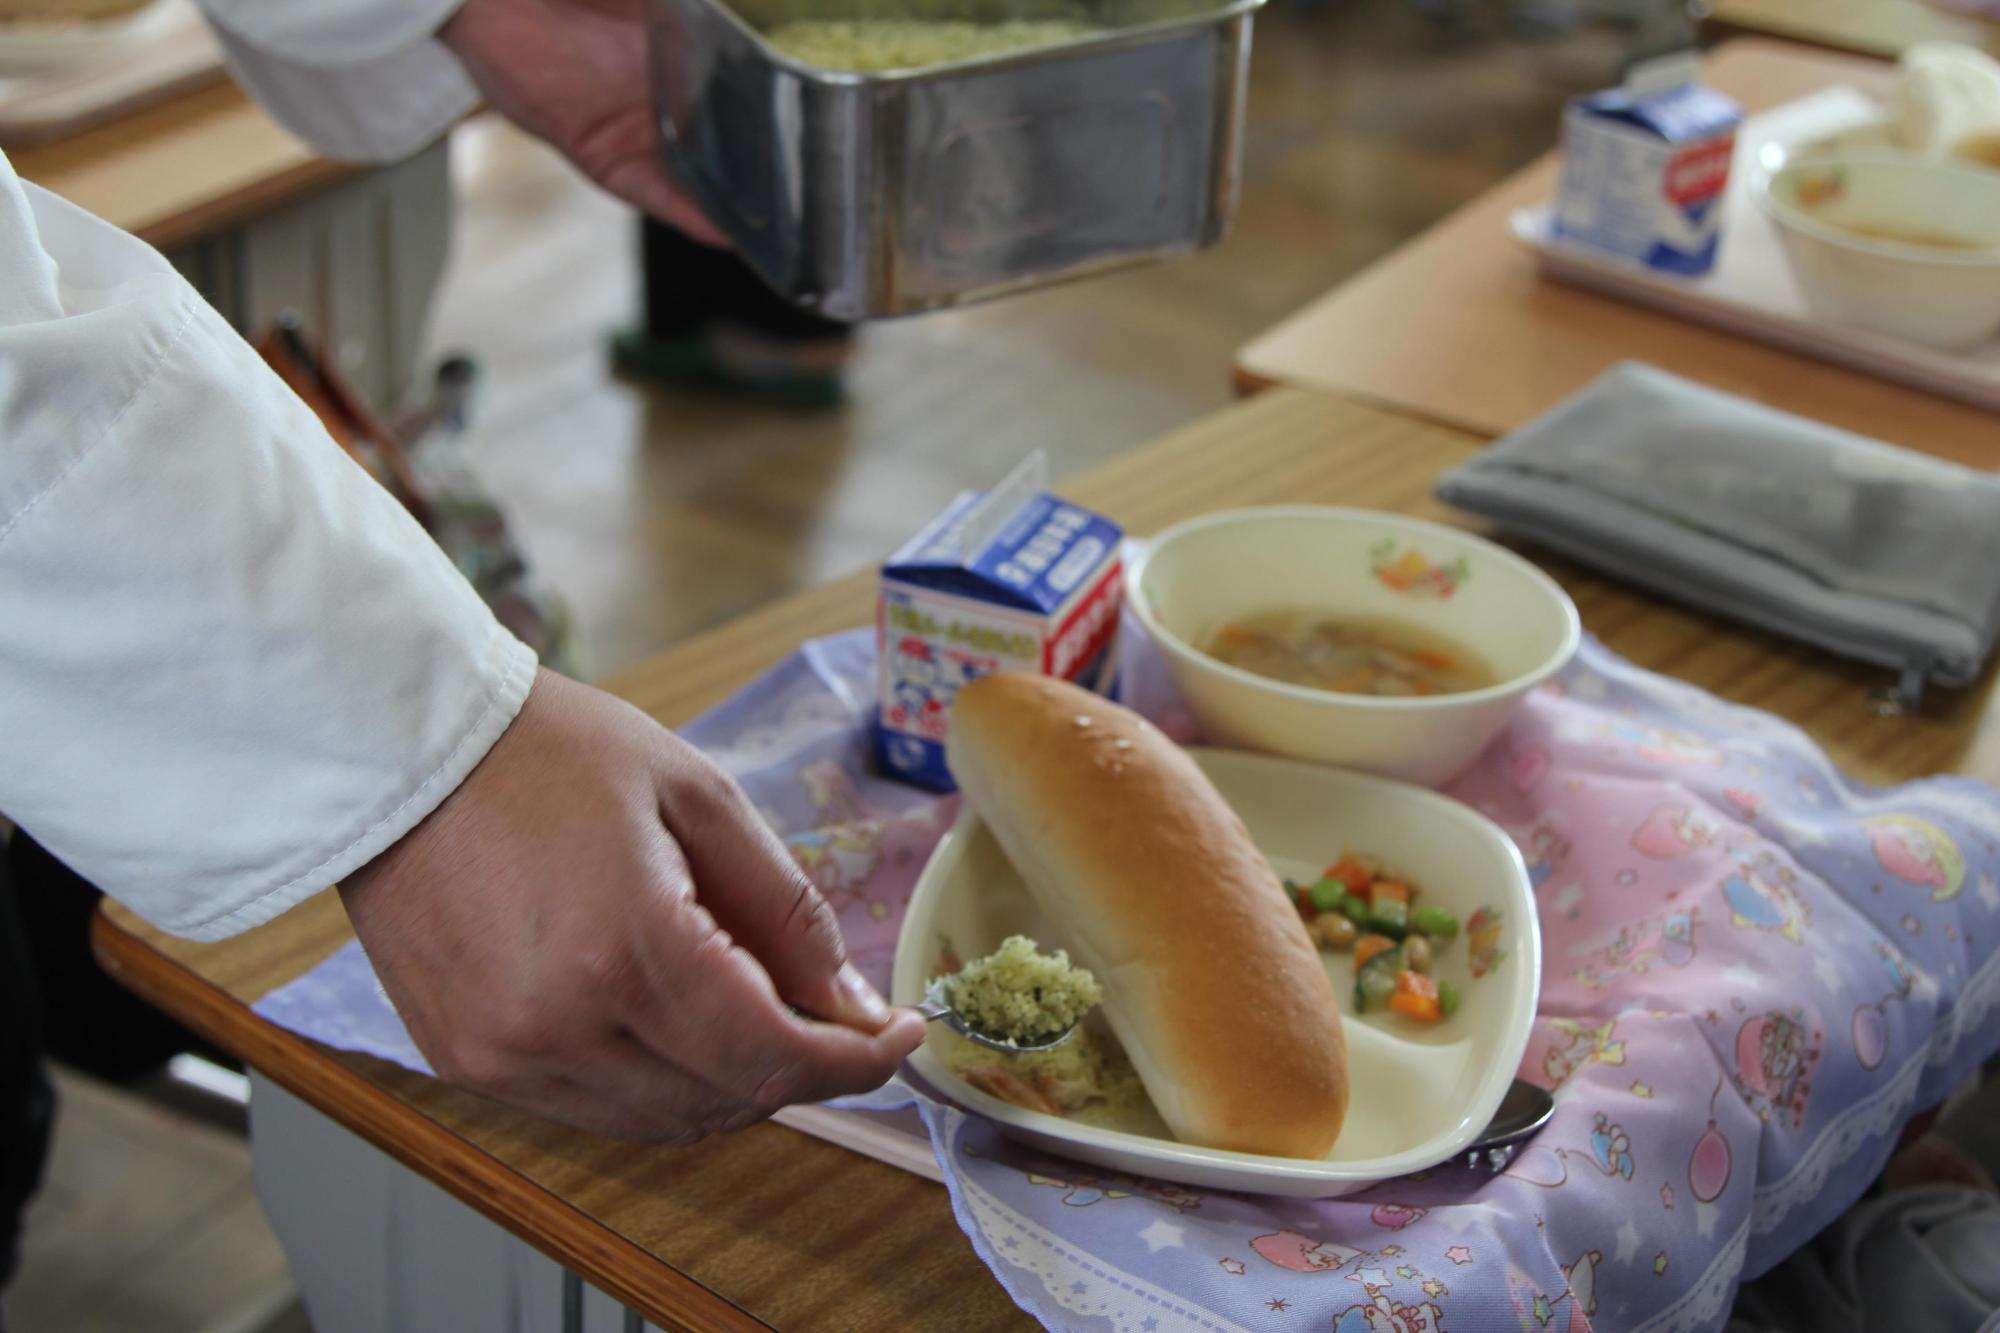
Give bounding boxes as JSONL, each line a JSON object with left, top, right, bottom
{"left": 877, "top": 455, "right": 1123, "bottom": 790}
{"left": 1554, "top": 54, "right": 1741, "bottom": 276}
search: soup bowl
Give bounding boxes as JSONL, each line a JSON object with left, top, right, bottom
{"left": 1126, "top": 507, "right": 1580, "bottom": 785}
{"left": 1759, "top": 156, "right": 2000, "bottom": 350}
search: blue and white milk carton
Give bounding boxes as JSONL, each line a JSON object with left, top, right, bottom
{"left": 1554, "top": 54, "right": 1741, "bottom": 276}
{"left": 877, "top": 455, "right": 1124, "bottom": 790}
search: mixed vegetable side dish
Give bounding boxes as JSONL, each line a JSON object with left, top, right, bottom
{"left": 1287, "top": 853, "right": 1464, "bottom": 1024}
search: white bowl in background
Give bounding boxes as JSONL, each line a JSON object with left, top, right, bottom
{"left": 893, "top": 748, "right": 1541, "bottom": 1197}
{"left": 1760, "top": 156, "right": 2000, "bottom": 350}
{"left": 1126, "top": 507, "right": 1579, "bottom": 787}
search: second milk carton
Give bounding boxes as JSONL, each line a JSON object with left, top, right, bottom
{"left": 877, "top": 455, "right": 1124, "bottom": 790}
{"left": 1554, "top": 54, "right": 1741, "bottom": 276}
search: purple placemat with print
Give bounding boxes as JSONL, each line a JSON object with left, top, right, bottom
{"left": 255, "top": 619, "right": 2000, "bottom": 1333}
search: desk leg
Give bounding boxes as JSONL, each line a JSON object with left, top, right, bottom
{"left": 249, "top": 1073, "right": 668, "bottom": 1332}
{"left": 166, "top": 138, "right": 452, "bottom": 415}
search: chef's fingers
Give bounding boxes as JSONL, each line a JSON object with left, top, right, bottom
{"left": 622, "top": 894, "right": 924, "bottom": 1108}
{"left": 604, "top": 161, "right": 732, "bottom": 248}
{"left": 652, "top": 744, "right": 894, "bottom": 1034}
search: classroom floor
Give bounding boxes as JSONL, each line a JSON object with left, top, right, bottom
{"left": 4, "top": 3, "right": 1639, "bottom": 1328}
{"left": 5, "top": 1069, "right": 307, "bottom": 1333}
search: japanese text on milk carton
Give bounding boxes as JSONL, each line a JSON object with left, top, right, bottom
{"left": 877, "top": 455, "right": 1123, "bottom": 790}
{"left": 1555, "top": 54, "right": 1741, "bottom": 276}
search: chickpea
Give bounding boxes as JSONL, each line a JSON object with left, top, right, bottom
{"left": 1404, "top": 934, "right": 1433, "bottom": 974}
{"left": 1314, "top": 914, "right": 1358, "bottom": 951}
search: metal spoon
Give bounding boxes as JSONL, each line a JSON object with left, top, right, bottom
{"left": 916, "top": 977, "right": 1082, "bottom": 1053}
{"left": 1460, "top": 1078, "right": 1556, "bottom": 1168}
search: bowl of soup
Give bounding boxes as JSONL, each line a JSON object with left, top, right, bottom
{"left": 1759, "top": 156, "right": 2000, "bottom": 350}
{"left": 1126, "top": 508, "right": 1580, "bottom": 785}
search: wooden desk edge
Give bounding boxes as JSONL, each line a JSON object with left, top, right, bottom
{"left": 0, "top": 64, "right": 232, "bottom": 154}
{"left": 1699, "top": 3, "right": 1994, "bottom": 61}
{"left": 10, "top": 78, "right": 381, "bottom": 249}
{"left": 89, "top": 912, "right": 772, "bottom": 1333}
{"left": 1695, "top": 15, "right": 1884, "bottom": 59}
{"left": 136, "top": 156, "right": 363, "bottom": 252}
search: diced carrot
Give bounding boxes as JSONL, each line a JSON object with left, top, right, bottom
{"left": 1324, "top": 858, "right": 1373, "bottom": 894}
{"left": 1388, "top": 992, "right": 1440, "bottom": 1022}
{"left": 1354, "top": 933, "right": 1397, "bottom": 970}
{"left": 1389, "top": 970, "right": 1442, "bottom": 1022}
{"left": 963, "top": 1065, "right": 1063, "bottom": 1115}
{"left": 1412, "top": 650, "right": 1457, "bottom": 672}
{"left": 1371, "top": 879, "right": 1411, "bottom": 905}
{"left": 1033, "top": 1070, "right": 1075, "bottom": 1110}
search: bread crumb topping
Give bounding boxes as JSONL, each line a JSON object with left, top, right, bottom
{"left": 939, "top": 935, "right": 1102, "bottom": 1046}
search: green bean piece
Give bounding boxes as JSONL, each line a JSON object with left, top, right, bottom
{"left": 1368, "top": 895, "right": 1409, "bottom": 939}
{"left": 1412, "top": 903, "right": 1460, "bottom": 941}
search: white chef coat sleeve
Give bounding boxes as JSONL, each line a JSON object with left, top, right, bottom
{"left": 0, "top": 151, "right": 537, "bottom": 941}
{"left": 195, "top": 0, "right": 476, "bottom": 163}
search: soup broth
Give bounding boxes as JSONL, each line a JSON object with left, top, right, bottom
{"left": 1831, "top": 219, "right": 1993, "bottom": 252}
{"left": 1203, "top": 610, "right": 1497, "bottom": 698}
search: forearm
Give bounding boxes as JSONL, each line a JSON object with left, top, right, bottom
{"left": 0, "top": 159, "right": 534, "bottom": 940}
{"left": 195, "top": 0, "right": 476, "bottom": 162}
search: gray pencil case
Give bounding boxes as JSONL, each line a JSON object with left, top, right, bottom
{"left": 1434, "top": 363, "right": 2000, "bottom": 710}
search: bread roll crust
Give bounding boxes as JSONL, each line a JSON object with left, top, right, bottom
{"left": 948, "top": 674, "right": 1348, "bottom": 1158}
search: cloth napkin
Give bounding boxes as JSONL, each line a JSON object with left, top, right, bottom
{"left": 1434, "top": 363, "right": 2000, "bottom": 707}
{"left": 256, "top": 619, "right": 2000, "bottom": 1333}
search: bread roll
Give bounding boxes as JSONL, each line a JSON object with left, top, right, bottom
{"left": 947, "top": 674, "right": 1348, "bottom": 1158}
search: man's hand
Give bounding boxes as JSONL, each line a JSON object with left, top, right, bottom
{"left": 340, "top": 669, "right": 923, "bottom": 1143}
{"left": 439, "top": 0, "right": 729, "bottom": 245}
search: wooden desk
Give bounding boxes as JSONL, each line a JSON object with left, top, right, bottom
{"left": 1703, "top": 0, "right": 1998, "bottom": 60}
{"left": 13, "top": 74, "right": 454, "bottom": 413}
{"left": 9, "top": 78, "right": 355, "bottom": 251}
{"left": 93, "top": 387, "right": 2000, "bottom": 1331}
{"left": 1233, "top": 40, "right": 2000, "bottom": 470}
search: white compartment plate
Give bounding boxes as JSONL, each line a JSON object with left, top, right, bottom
{"left": 1512, "top": 85, "right": 2000, "bottom": 411}
{"left": 890, "top": 748, "right": 1540, "bottom": 1198}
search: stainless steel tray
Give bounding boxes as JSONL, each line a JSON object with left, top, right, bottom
{"left": 650, "top": 0, "right": 1263, "bottom": 319}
